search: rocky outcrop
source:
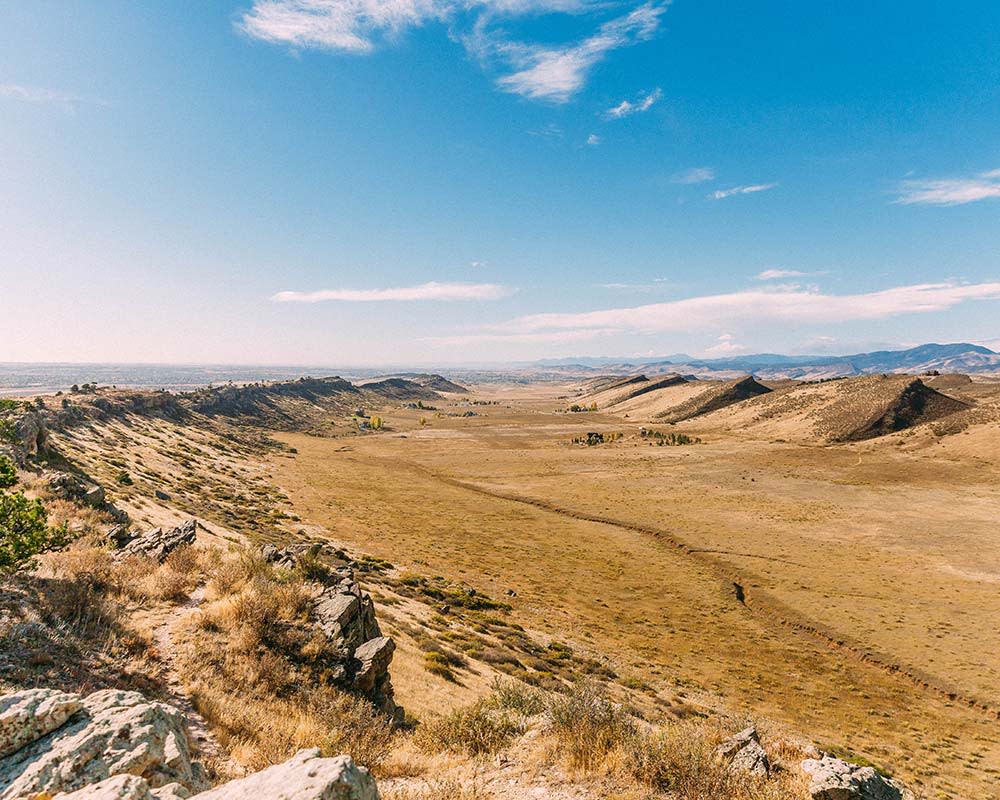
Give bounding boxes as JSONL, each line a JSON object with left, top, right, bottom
{"left": 802, "top": 755, "right": 913, "bottom": 800}
{"left": 44, "top": 471, "right": 106, "bottom": 507}
{"left": 0, "top": 689, "right": 378, "bottom": 800}
{"left": 312, "top": 566, "right": 402, "bottom": 724}
{"left": 0, "top": 407, "right": 47, "bottom": 465}
{"left": 116, "top": 520, "right": 198, "bottom": 562}
{"left": 0, "top": 689, "right": 206, "bottom": 799}
{"left": 716, "top": 726, "right": 769, "bottom": 776}
{"left": 0, "top": 689, "right": 82, "bottom": 759}
{"left": 190, "top": 749, "right": 376, "bottom": 800}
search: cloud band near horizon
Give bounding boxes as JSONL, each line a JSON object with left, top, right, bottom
{"left": 428, "top": 281, "right": 1000, "bottom": 344}
{"left": 272, "top": 281, "right": 513, "bottom": 302}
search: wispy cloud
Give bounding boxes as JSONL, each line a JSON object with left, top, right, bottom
{"left": 586, "top": 133, "right": 600, "bottom": 146}
{"left": 272, "top": 281, "right": 513, "bottom": 302}
{"left": 482, "top": 281, "right": 1000, "bottom": 339}
{"left": 604, "top": 87, "right": 661, "bottom": 119}
{"left": 670, "top": 166, "right": 714, "bottom": 185}
{"left": 755, "top": 269, "right": 808, "bottom": 281}
{"left": 496, "top": 3, "right": 666, "bottom": 102}
{"left": 711, "top": 182, "right": 777, "bottom": 200}
{"left": 240, "top": 0, "right": 666, "bottom": 102}
{"left": 894, "top": 168, "right": 1000, "bottom": 206}
{"left": 0, "top": 83, "right": 103, "bottom": 109}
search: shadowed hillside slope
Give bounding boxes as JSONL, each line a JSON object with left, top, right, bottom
{"left": 654, "top": 376, "right": 773, "bottom": 423}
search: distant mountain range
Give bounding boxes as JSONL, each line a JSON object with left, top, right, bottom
{"left": 535, "top": 343, "right": 1000, "bottom": 379}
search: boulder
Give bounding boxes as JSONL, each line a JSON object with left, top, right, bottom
{"left": 0, "top": 689, "right": 82, "bottom": 759}
{"left": 192, "top": 749, "right": 376, "bottom": 800}
{"left": 802, "top": 756, "right": 913, "bottom": 800}
{"left": 352, "top": 637, "right": 394, "bottom": 694}
{"left": 118, "top": 520, "right": 198, "bottom": 562}
{"left": 716, "top": 726, "right": 769, "bottom": 776}
{"left": 7, "top": 409, "right": 47, "bottom": 464}
{"left": 0, "top": 689, "right": 207, "bottom": 799}
{"left": 54, "top": 773, "right": 189, "bottom": 800}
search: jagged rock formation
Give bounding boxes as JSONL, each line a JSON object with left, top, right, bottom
{"left": 261, "top": 545, "right": 403, "bottom": 724}
{"left": 43, "top": 471, "right": 106, "bottom": 507}
{"left": 0, "top": 689, "right": 377, "bottom": 800}
{"left": 115, "top": 520, "right": 199, "bottom": 562}
{"left": 715, "top": 726, "right": 769, "bottom": 776}
{"left": 802, "top": 755, "right": 913, "bottom": 800}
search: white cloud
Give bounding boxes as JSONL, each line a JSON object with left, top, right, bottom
{"left": 604, "top": 87, "right": 661, "bottom": 119}
{"left": 711, "top": 182, "right": 777, "bottom": 200}
{"left": 240, "top": 0, "right": 667, "bottom": 102}
{"left": 493, "top": 3, "right": 666, "bottom": 102}
{"left": 670, "top": 166, "right": 714, "bottom": 185}
{"left": 271, "top": 281, "right": 513, "bottom": 302}
{"left": 586, "top": 133, "right": 600, "bottom": 146}
{"left": 487, "top": 281, "right": 1000, "bottom": 338}
{"left": 0, "top": 83, "right": 103, "bottom": 109}
{"left": 704, "top": 333, "right": 746, "bottom": 355}
{"left": 755, "top": 269, "right": 808, "bottom": 281}
{"left": 894, "top": 169, "right": 1000, "bottom": 206}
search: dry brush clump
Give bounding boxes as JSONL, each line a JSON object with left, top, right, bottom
{"left": 413, "top": 679, "right": 805, "bottom": 800}
{"left": 177, "top": 551, "right": 395, "bottom": 773}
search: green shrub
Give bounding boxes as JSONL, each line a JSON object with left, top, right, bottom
{"left": 0, "top": 491, "right": 67, "bottom": 571}
{"left": 0, "top": 455, "right": 16, "bottom": 489}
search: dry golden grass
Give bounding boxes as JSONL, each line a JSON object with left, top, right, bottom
{"left": 175, "top": 552, "right": 396, "bottom": 773}
{"left": 268, "top": 381, "right": 1000, "bottom": 799}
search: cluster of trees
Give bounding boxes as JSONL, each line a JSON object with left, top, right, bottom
{"left": 0, "top": 454, "right": 67, "bottom": 572}
{"left": 640, "top": 429, "right": 701, "bottom": 446}
{"left": 572, "top": 431, "right": 623, "bottom": 446}
{"left": 568, "top": 402, "right": 598, "bottom": 413}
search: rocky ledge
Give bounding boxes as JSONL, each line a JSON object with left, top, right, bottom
{"left": 0, "top": 688, "right": 377, "bottom": 800}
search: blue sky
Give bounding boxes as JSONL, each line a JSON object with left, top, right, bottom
{"left": 2, "top": 1, "right": 999, "bottom": 365}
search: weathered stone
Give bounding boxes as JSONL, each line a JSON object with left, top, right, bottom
{"left": 84, "top": 484, "right": 106, "bottom": 507}
{"left": 0, "top": 688, "right": 82, "bottom": 759}
{"left": 192, "top": 749, "right": 377, "bottom": 800}
{"left": 802, "top": 756, "right": 913, "bottom": 800}
{"left": 118, "top": 520, "right": 198, "bottom": 562}
{"left": 55, "top": 774, "right": 156, "bottom": 800}
{"left": 53, "top": 774, "right": 191, "bottom": 800}
{"left": 352, "top": 637, "right": 394, "bottom": 694}
{"left": 0, "top": 689, "right": 207, "bottom": 799}
{"left": 716, "top": 726, "right": 769, "bottom": 776}
{"left": 107, "top": 525, "right": 135, "bottom": 549}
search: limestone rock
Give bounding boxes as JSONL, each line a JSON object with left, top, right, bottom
{"left": 192, "top": 749, "right": 377, "bottom": 800}
{"left": 802, "top": 756, "right": 913, "bottom": 800}
{"left": 6, "top": 409, "right": 47, "bottom": 464}
{"left": 0, "top": 689, "right": 82, "bottom": 759}
{"left": 0, "top": 689, "right": 206, "bottom": 799}
{"left": 716, "top": 726, "right": 769, "bottom": 776}
{"left": 53, "top": 774, "right": 191, "bottom": 800}
{"left": 118, "top": 520, "right": 198, "bottom": 562}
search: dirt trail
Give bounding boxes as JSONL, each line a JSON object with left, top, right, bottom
{"left": 150, "top": 585, "right": 224, "bottom": 762}
{"left": 396, "top": 457, "right": 1000, "bottom": 723}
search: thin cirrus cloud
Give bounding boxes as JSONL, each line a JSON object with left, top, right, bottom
{"left": 893, "top": 168, "right": 1000, "bottom": 206}
{"left": 271, "top": 281, "right": 513, "bottom": 303}
{"left": 495, "top": 3, "right": 665, "bottom": 102}
{"left": 670, "top": 166, "right": 715, "bottom": 185}
{"left": 468, "top": 281, "right": 1000, "bottom": 340}
{"left": 604, "top": 87, "right": 661, "bottom": 119}
{"left": 755, "top": 269, "right": 809, "bottom": 281}
{"left": 0, "top": 83, "right": 104, "bottom": 109}
{"left": 711, "top": 182, "right": 777, "bottom": 200}
{"left": 240, "top": 0, "right": 668, "bottom": 103}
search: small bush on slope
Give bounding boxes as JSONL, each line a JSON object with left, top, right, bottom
{"left": 0, "top": 490, "right": 67, "bottom": 572}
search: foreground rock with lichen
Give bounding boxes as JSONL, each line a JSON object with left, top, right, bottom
{"left": 0, "top": 688, "right": 377, "bottom": 800}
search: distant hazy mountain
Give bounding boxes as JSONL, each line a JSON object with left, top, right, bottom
{"left": 537, "top": 343, "right": 1000, "bottom": 379}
